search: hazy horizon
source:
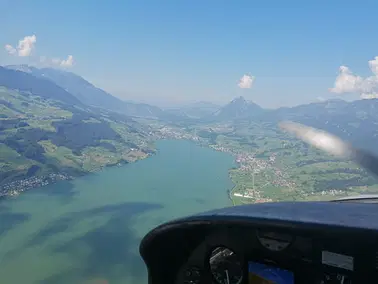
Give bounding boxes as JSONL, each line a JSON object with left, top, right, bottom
{"left": 2, "top": 1, "right": 378, "bottom": 108}
{"left": 0, "top": 62, "right": 359, "bottom": 109}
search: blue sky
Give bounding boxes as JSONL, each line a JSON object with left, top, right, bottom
{"left": 1, "top": 0, "right": 378, "bottom": 108}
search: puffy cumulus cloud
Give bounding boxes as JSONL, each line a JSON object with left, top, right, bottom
{"left": 238, "top": 74, "right": 255, "bottom": 89}
{"left": 5, "top": 44, "right": 16, "bottom": 55}
{"left": 60, "top": 55, "right": 74, "bottom": 67}
{"left": 329, "top": 66, "right": 363, "bottom": 94}
{"left": 329, "top": 56, "right": 378, "bottom": 99}
{"left": 369, "top": 56, "right": 378, "bottom": 75}
{"left": 5, "top": 35, "right": 75, "bottom": 68}
{"left": 41, "top": 55, "right": 74, "bottom": 68}
{"left": 4, "top": 35, "right": 37, "bottom": 56}
{"left": 18, "top": 35, "right": 37, "bottom": 56}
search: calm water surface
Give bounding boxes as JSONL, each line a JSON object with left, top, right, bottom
{"left": 0, "top": 140, "right": 235, "bottom": 284}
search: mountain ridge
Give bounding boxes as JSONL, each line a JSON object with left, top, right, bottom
{"left": 4, "top": 65, "right": 165, "bottom": 119}
{"left": 0, "top": 85, "right": 155, "bottom": 194}
{"left": 210, "top": 96, "right": 264, "bottom": 120}
{"left": 0, "top": 66, "right": 82, "bottom": 106}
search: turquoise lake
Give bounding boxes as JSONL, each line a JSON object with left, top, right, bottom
{"left": 0, "top": 140, "right": 235, "bottom": 284}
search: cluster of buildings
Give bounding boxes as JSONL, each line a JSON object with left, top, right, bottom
{"left": 236, "top": 154, "right": 269, "bottom": 172}
{"left": 302, "top": 189, "right": 346, "bottom": 197}
{"left": 221, "top": 148, "right": 299, "bottom": 203}
{"left": 210, "top": 145, "right": 240, "bottom": 155}
{"left": 0, "top": 173, "right": 71, "bottom": 198}
{"left": 271, "top": 168, "right": 296, "bottom": 188}
{"left": 157, "top": 127, "right": 200, "bottom": 141}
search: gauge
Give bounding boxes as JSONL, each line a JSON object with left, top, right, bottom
{"left": 256, "top": 230, "right": 294, "bottom": 252}
{"left": 183, "top": 266, "right": 202, "bottom": 284}
{"left": 209, "top": 247, "right": 243, "bottom": 284}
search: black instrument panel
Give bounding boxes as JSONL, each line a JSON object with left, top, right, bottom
{"left": 140, "top": 202, "right": 378, "bottom": 284}
{"left": 177, "top": 226, "right": 378, "bottom": 284}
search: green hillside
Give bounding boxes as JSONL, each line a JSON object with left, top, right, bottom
{"left": 0, "top": 87, "right": 155, "bottom": 196}
{"left": 187, "top": 120, "right": 378, "bottom": 204}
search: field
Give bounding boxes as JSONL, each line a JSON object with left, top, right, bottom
{"left": 191, "top": 121, "right": 378, "bottom": 204}
{"left": 0, "top": 87, "right": 153, "bottom": 190}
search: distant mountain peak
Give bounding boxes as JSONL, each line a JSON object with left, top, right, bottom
{"left": 211, "top": 96, "right": 263, "bottom": 120}
{"left": 231, "top": 96, "right": 246, "bottom": 103}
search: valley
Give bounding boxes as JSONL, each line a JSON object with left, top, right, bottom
{"left": 135, "top": 117, "right": 378, "bottom": 204}
{"left": 190, "top": 121, "right": 376, "bottom": 204}
{"left": 1, "top": 65, "right": 378, "bottom": 204}
{"left": 2, "top": 5, "right": 377, "bottom": 284}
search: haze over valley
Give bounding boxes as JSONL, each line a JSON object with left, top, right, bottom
{"left": 2, "top": 62, "right": 378, "bottom": 203}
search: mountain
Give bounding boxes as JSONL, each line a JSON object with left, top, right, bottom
{"left": 211, "top": 96, "right": 264, "bottom": 120}
{"left": 165, "top": 101, "right": 221, "bottom": 119}
{"left": 0, "top": 85, "right": 155, "bottom": 193}
{"left": 6, "top": 64, "right": 121, "bottom": 108}
{"left": 5, "top": 65, "right": 164, "bottom": 119}
{"left": 195, "top": 95, "right": 378, "bottom": 154}
{"left": 256, "top": 98, "right": 378, "bottom": 155}
{"left": 0, "top": 66, "right": 81, "bottom": 105}
{"left": 264, "top": 98, "right": 377, "bottom": 123}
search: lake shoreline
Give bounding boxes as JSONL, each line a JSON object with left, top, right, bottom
{"left": 0, "top": 151, "right": 155, "bottom": 201}
{"left": 0, "top": 138, "right": 239, "bottom": 205}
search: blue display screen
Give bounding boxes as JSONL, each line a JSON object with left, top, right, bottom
{"left": 248, "top": 261, "right": 294, "bottom": 284}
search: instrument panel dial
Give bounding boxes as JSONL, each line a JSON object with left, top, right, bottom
{"left": 209, "top": 247, "right": 243, "bottom": 284}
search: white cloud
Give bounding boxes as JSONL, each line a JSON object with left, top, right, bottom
{"left": 60, "top": 55, "right": 74, "bottom": 67}
{"left": 40, "top": 55, "right": 74, "bottom": 68}
{"left": 5, "top": 44, "right": 16, "bottom": 55}
{"left": 329, "top": 66, "right": 363, "bottom": 93}
{"left": 17, "top": 35, "right": 36, "bottom": 56}
{"left": 5, "top": 35, "right": 75, "bottom": 68}
{"left": 329, "top": 56, "right": 378, "bottom": 99}
{"left": 238, "top": 74, "right": 255, "bottom": 89}
{"left": 4, "top": 35, "right": 37, "bottom": 57}
{"left": 369, "top": 56, "right": 378, "bottom": 76}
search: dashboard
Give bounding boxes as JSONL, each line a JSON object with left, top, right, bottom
{"left": 177, "top": 226, "right": 375, "bottom": 284}
{"left": 140, "top": 202, "right": 378, "bottom": 284}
